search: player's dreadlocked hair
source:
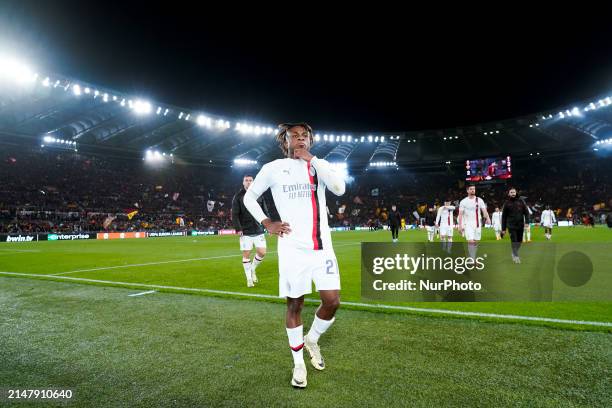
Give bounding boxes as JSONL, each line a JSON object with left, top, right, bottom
{"left": 275, "top": 122, "right": 314, "bottom": 157}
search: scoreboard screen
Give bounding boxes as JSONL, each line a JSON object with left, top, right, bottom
{"left": 465, "top": 156, "right": 512, "bottom": 181}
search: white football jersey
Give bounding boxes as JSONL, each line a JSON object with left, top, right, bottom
{"left": 541, "top": 209, "right": 556, "bottom": 225}
{"left": 492, "top": 211, "right": 502, "bottom": 226}
{"left": 435, "top": 206, "right": 455, "bottom": 227}
{"left": 243, "top": 157, "right": 345, "bottom": 251}
{"left": 459, "top": 196, "right": 487, "bottom": 228}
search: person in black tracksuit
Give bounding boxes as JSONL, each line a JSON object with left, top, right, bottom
{"left": 501, "top": 187, "right": 530, "bottom": 263}
{"left": 424, "top": 206, "right": 437, "bottom": 242}
{"left": 232, "top": 175, "right": 279, "bottom": 286}
{"left": 389, "top": 205, "right": 401, "bottom": 242}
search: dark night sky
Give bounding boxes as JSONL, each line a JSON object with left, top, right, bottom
{"left": 2, "top": 2, "right": 612, "bottom": 133}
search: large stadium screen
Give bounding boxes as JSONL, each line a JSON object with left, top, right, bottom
{"left": 465, "top": 156, "right": 512, "bottom": 181}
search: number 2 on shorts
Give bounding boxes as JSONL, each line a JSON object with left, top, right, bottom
{"left": 325, "top": 259, "right": 336, "bottom": 274}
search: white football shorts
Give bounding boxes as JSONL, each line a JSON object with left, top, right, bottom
{"left": 239, "top": 234, "right": 267, "bottom": 251}
{"left": 277, "top": 247, "right": 340, "bottom": 298}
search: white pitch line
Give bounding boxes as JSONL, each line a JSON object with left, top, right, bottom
{"left": 47, "top": 242, "right": 360, "bottom": 276}
{"left": 0, "top": 249, "right": 41, "bottom": 253}
{"left": 128, "top": 290, "right": 156, "bottom": 297}
{"left": 0, "top": 271, "right": 611, "bottom": 328}
{"left": 49, "top": 254, "right": 241, "bottom": 276}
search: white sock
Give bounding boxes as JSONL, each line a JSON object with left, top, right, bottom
{"left": 251, "top": 254, "right": 264, "bottom": 272}
{"left": 242, "top": 258, "right": 252, "bottom": 281}
{"left": 286, "top": 326, "right": 304, "bottom": 366}
{"left": 307, "top": 315, "right": 335, "bottom": 343}
{"left": 527, "top": 230, "right": 531, "bottom": 241}
{"left": 468, "top": 243, "right": 478, "bottom": 259}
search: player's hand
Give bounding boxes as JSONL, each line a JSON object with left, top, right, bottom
{"left": 262, "top": 219, "right": 291, "bottom": 237}
{"left": 524, "top": 224, "right": 529, "bottom": 229}
{"left": 293, "top": 145, "right": 314, "bottom": 161}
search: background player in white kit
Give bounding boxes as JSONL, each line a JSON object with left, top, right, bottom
{"left": 243, "top": 123, "right": 345, "bottom": 388}
{"left": 435, "top": 200, "right": 455, "bottom": 253}
{"left": 458, "top": 184, "right": 491, "bottom": 260}
{"left": 492, "top": 207, "right": 503, "bottom": 240}
{"left": 541, "top": 205, "right": 557, "bottom": 240}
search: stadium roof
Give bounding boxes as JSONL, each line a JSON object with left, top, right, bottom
{"left": 1, "top": 58, "right": 611, "bottom": 169}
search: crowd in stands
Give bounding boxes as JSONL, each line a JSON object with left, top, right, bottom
{"left": 332, "top": 158, "right": 611, "bottom": 229}
{"left": 0, "top": 147, "right": 234, "bottom": 233}
{"left": 1, "top": 146, "right": 610, "bottom": 234}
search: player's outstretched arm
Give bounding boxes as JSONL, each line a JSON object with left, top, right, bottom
{"left": 244, "top": 165, "right": 292, "bottom": 237}
{"left": 243, "top": 165, "right": 272, "bottom": 224}
{"left": 310, "top": 157, "right": 346, "bottom": 196}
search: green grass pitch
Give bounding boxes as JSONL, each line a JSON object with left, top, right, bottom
{"left": 0, "top": 226, "right": 610, "bottom": 406}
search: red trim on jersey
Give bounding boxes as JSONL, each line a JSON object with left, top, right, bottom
{"left": 290, "top": 343, "right": 304, "bottom": 352}
{"left": 307, "top": 161, "right": 320, "bottom": 250}
{"left": 475, "top": 198, "right": 480, "bottom": 228}
{"left": 468, "top": 196, "right": 480, "bottom": 228}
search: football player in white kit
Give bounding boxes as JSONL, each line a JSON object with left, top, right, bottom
{"left": 541, "top": 205, "right": 557, "bottom": 240}
{"left": 435, "top": 200, "right": 455, "bottom": 253}
{"left": 492, "top": 207, "right": 503, "bottom": 240}
{"left": 243, "top": 123, "right": 345, "bottom": 388}
{"left": 458, "top": 184, "right": 491, "bottom": 260}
